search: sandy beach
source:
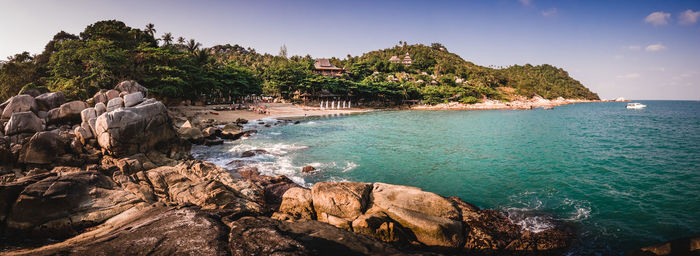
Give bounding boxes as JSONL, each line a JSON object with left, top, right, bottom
{"left": 170, "top": 103, "right": 370, "bottom": 124}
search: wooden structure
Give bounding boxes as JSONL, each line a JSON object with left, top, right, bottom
{"left": 314, "top": 59, "right": 345, "bottom": 77}
{"left": 389, "top": 53, "right": 412, "bottom": 65}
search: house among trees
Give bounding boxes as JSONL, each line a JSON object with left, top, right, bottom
{"left": 389, "top": 53, "right": 412, "bottom": 65}
{"left": 313, "top": 58, "right": 345, "bottom": 76}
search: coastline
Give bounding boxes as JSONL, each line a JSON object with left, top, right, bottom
{"left": 171, "top": 99, "right": 607, "bottom": 125}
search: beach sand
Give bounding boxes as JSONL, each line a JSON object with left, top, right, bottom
{"left": 170, "top": 103, "right": 369, "bottom": 124}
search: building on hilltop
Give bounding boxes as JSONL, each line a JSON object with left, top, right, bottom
{"left": 389, "top": 55, "right": 401, "bottom": 63}
{"left": 402, "top": 53, "right": 412, "bottom": 65}
{"left": 314, "top": 59, "right": 345, "bottom": 77}
{"left": 389, "top": 53, "right": 412, "bottom": 65}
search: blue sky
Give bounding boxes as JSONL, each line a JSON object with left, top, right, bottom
{"left": 1, "top": 0, "right": 699, "bottom": 100}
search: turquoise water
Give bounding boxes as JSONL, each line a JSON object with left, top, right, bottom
{"left": 193, "top": 101, "right": 700, "bottom": 254}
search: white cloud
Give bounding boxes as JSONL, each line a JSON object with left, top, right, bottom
{"left": 679, "top": 9, "right": 700, "bottom": 25}
{"left": 541, "top": 8, "right": 558, "bottom": 17}
{"left": 645, "top": 11, "right": 671, "bottom": 26}
{"left": 518, "top": 0, "right": 532, "bottom": 6}
{"left": 617, "top": 73, "right": 641, "bottom": 79}
{"left": 645, "top": 43, "right": 667, "bottom": 52}
{"left": 626, "top": 45, "right": 642, "bottom": 51}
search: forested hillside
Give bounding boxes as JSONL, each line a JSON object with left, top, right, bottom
{"left": 0, "top": 20, "right": 598, "bottom": 104}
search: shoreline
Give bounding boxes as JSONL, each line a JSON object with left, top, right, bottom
{"left": 172, "top": 99, "right": 608, "bottom": 125}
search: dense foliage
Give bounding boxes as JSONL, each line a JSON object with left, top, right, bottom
{"left": 0, "top": 20, "right": 598, "bottom": 104}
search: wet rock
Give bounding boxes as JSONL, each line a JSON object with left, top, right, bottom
{"left": 241, "top": 149, "right": 267, "bottom": 157}
{"left": 202, "top": 127, "right": 221, "bottom": 138}
{"left": 235, "top": 118, "right": 248, "bottom": 124}
{"left": 115, "top": 80, "right": 148, "bottom": 98}
{"left": 95, "top": 101, "right": 176, "bottom": 156}
{"left": 4, "top": 111, "right": 43, "bottom": 136}
{"left": 177, "top": 126, "right": 204, "bottom": 143}
{"left": 204, "top": 138, "right": 224, "bottom": 146}
{"left": 1, "top": 95, "right": 38, "bottom": 119}
{"left": 627, "top": 235, "right": 700, "bottom": 256}
{"left": 34, "top": 92, "right": 65, "bottom": 111}
{"left": 302, "top": 165, "right": 316, "bottom": 173}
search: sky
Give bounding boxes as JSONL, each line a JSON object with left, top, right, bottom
{"left": 1, "top": 0, "right": 699, "bottom": 100}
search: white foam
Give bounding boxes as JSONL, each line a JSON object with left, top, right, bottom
{"left": 342, "top": 162, "right": 358, "bottom": 172}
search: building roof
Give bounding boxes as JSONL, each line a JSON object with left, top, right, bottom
{"left": 314, "top": 59, "right": 344, "bottom": 71}
{"left": 389, "top": 56, "right": 400, "bottom": 62}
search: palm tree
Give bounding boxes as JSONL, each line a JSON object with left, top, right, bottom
{"left": 177, "top": 37, "right": 185, "bottom": 45}
{"left": 161, "top": 32, "right": 173, "bottom": 46}
{"left": 186, "top": 39, "right": 201, "bottom": 54}
{"left": 145, "top": 23, "right": 156, "bottom": 37}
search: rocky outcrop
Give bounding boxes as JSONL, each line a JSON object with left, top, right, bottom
{"left": 47, "top": 101, "right": 88, "bottom": 124}
{"left": 18, "top": 131, "right": 67, "bottom": 164}
{"left": 95, "top": 100, "right": 176, "bottom": 156}
{"left": 114, "top": 80, "right": 148, "bottom": 98}
{"left": 3, "top": 171, "right": 142, "bottom": 240}
{"left": 627, "top": 235, "right": 700, "bottom": 256}
{"left": 273, "top": 181, "right": 572, "bottom": 254}
{"left": 4, "top": 111, "right": 43, "bottom": 136}
{"left": 5, "top": 205, "right": 231, "bottom": 256}
{"left": 1, "top": 95, "right": 37, "bottom": 119}
{"left": 34, "top": 92, "right": 65, "bottom": 111}
{"left": 228, "top": 216, "right": 407, "bottom": 256}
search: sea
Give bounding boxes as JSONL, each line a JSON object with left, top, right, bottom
{"left": 192, "top": 100, "right": 700, "bottom": 255}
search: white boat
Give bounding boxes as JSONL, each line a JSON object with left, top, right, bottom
{"left": 626, "top": 103, "right": 646, "bottom": 109}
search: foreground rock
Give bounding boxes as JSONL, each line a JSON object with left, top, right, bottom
{"left": 5, "top": 205, "right": 230, "bottom": 256}
{"left": 274, "top": 181, "right": 573, "bottom": 254}
{"left": 229, "top": 216, "right": 408, "bottom": 256}
{"left": 95, "top": 100, "right": 176, "bottom": 156}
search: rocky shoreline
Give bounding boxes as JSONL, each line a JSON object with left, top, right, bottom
{"left": 411, "top": 97, "right": 603, "bottom": 110}
{"left": 1, "top": 81, "right": 579, "bottom": 255}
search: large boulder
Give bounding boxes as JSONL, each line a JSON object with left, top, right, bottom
{"left": 311, "top": 182, "right": 372, "bottom": 225}
{"left": 106, "top": 97, "right": 123, "bottom": 112}
{"left": 18, "top": 131, "right": 67, "bottom": 164}
{"left": 80, "top": 108, "right": 96, "bottom": 123}
{"left": 5, "top": 205, "right": 230, "bottom": 256}
{"left": 371, "top": 183, "right": 461, "bottom": 220}
{"left": 369, "top": 183, "right": 463, "bottom": 248}
{"left": 272, "top": 187, "right": 315, "bottom": 221}
{"left": 47, "top": 101, "right": 88, "bottom": 124}
{"left": 34, "top": 92, "right": 65, "bottom": 112}
{"left": 228, "top": 216, "right": 405, "bottom": 256}
{"left": 115, "top": 80, "right": 148, "bottom": 98}
{"left": 94, "top": 101, "right": 175, "bottom": 156}
{"left": 1, "top": 95, "right": 38, "bottom": 119}
{"left": 123, "top": 92, "right": 144, "bottom": 107}
{"left": 4, "top": 111, "right": 43, "bottom": 136}
{"left": 3, "top": 171, "right": 142, "bottom": 240}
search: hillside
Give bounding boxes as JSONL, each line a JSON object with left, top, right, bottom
{"left": 0, "top": 20, "right": 599, "bottom": 104}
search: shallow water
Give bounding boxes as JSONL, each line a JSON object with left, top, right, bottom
{"left": 192, "top": 101, "right": 700, "bottom": 254}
